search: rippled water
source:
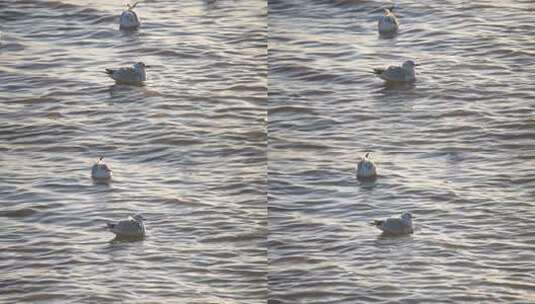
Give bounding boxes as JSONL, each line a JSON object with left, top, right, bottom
{"left": 268, "top": 0, "right": 535, "bottom": 303}
{"left": 0, "top": 0, "right": 266, "bottom": 303}
{"left": 2, "top": 0, "right": 535, "bottom": 302}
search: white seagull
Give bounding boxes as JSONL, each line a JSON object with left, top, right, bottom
{"left": 356, "top": 152, "right": 377, "bottom": 180}
{"left": 371, "top": 212, "right": 414, "bottom": 235}
{"left": 119, "top": 2, "right": 141, "bottom": 30}
{"left": 91, "top": 156, "right": 112, "bottom": 181}
{"left": 373, "top": 60, "right": 417, "bottom": 83}
{"left": 107, "top": 214, "right": 146, "bottom": 238}
{"left": 378, "top": 8, "right": 399, "bottom": 34}
{"left": 105, "top": 62, "right": 149, "bottom": 85}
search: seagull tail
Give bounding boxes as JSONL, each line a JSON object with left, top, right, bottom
{"left": 104, "top": 69, "right": 114, "bottom": 75}
{"left": 106, "top": 223, "right": 116, "bottom": 230}
{"left": 373, "top": 68, "right": 385, "bottom": 75}
{"left": 370, "top": 220, "right": 383, "bottom": 226}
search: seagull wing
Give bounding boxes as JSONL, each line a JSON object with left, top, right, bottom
{"left": 111, "top": 219, "right": 143, "bottom": 235}
{"left": 110, "top": 67, "right": 140, "bottom": 82}
{"left": 382, "top": 218, "right": 411, "bottom": 234}
{"left": 380, "top": 66, "right": 406, "bottom": 81}
{"left": 384, "top": 14, "right": 398, "bottom": 25}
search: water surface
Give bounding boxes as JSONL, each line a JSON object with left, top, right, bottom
{"left": 268, "top": 0, "right": 535, "bottom": 303}
{"left": 0, "top": 0, "right": 267, "bottom": 303}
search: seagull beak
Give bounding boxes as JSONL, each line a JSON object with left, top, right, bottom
{"left": 144, "top": 65, "right": 151, "bottom": 68}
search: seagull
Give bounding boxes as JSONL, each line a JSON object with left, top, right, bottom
{"left": 119, "top": 2, "right": 141, "bottom": 30}
{"left": 356, "top": 152, "right": 377, "bottom": 180}
{"left": 371, "top": 212, "right": 414, "bottom": 235}
{"left": 373, "top": 60, "right": 417, "bottom": 83}
{"left": 106, "top": 214, "right": 146, "bottom": 238}
{"left": 105, "top": 62, "right": 149, "bottom": 85}
{"left": 378, "top": 7, "right": 399, "bottom": 34}
{"left": 91, "top": 156, "right": 112, "bottom": 181}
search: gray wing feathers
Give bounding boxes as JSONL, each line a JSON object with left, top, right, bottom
{"left": 110, "top": 67, "right": 139, "bottom": 81}
{"left": 107, "top": 219, "right": 143, "bottom": 236}
{"left": 117, "top": 219, "right": 142, "bottom": 232}
{"left": 382, "top": 66, "right": 406, "bottom": 81}
{"left": 384, "top": 15, "right": 398, "bottom": 25}
{"left": 382, "top": 218, "right": 412, "bottom": 234}
{"left": 383, "top": 218, "right": 405, "bottom": 230}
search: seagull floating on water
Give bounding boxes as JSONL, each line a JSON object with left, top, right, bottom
{"left": 378, "top": 7, "right": 399, "bottom": 34}
{"left": 107, "top": 214, "right": 146, "bottom": 238}
{"left": 356, "top": 152, "right": 377, "bottom": 180}
{"left": 91, "top": 156, "right": 112, "bottom": 181}
{"left": 119, "top": 2, "right": 141, "bottom": 30}
{"left": 105, "top": 62, "right": 149, "bottom": 85}
{"left": 371, "top": 212, "right": 414, "bottom": 235}
{"left": 373, "top": 60, "right": 417, "bottom": 83}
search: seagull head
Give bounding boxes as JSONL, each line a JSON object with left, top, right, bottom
{"left": 401, "top": 212, "right": 413, "bottom": 221}
{"left": 402, "top": 60, "right": 417, "bottom": 70}
{"left": 127, "top": 1, "right": 140, "bottom": 10}
{"left": 95, "top": 156, "right": 111, "bottom": 171}
{"left": 134, "top": 62, "right": 150, "bottom": 69}
{"left": 133, "top": 214, "right": 145, "bottom": 221}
